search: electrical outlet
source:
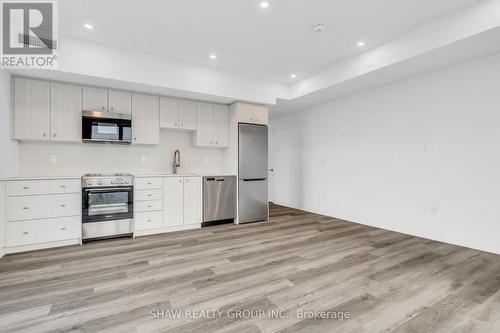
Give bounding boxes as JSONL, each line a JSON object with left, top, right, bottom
{"left": 430, "top": 205, "right": 439, "bottom": 215}
{"left": 50, "top": 155, "right": 57, "bottom": 164}
{"left": 141, "top": 156, "right": 148, "bottom": 164}
{"left": 204, "top": 157, "right": 210, "bottom": 164}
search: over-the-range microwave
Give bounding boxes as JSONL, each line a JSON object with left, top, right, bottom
{"left": 82, "top": 111, "right": 132, "bottom": 144}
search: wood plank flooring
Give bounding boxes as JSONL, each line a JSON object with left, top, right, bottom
{"left": 1, "top": 203, "right": 500, "bottom": 332}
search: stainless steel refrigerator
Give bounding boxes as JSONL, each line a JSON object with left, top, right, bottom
{"left": 238, "top": 123, "right": 269, "bottom": 223}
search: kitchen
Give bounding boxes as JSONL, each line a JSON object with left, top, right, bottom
{"left": 2, "top": 77, "right": 270, "bottom": 248}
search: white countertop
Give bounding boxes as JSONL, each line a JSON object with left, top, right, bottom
{"left": 0, "top": 175, "right": 82, "bottom": 181}
{"left": 1, "top": 173, "right": 237, "bottom": 181}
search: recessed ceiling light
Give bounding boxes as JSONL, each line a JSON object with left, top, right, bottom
{"left": 209, "top": 54, "right": 217, "bottom": 60}
{"left": 260, "top": 2, "right": 269, "bottom": 8}
{"left": 357, "top": 41, "right": 366, "bottom": 47}
{"left": 290, "top": 74, "right": 297, "bottom": 78}
{"left": 83, "top": 23, "right": 94, "bottom": 30}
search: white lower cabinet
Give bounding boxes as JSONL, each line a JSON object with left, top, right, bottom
{"left": 5, "top": 179, "right": 81, "bottom": 251}
{"left": 6, "top": 217, "right": 80, "bottom": 247}
{"left": 134, "top": 177, "right": 163, "bottom": 232}
{"left": 163, "top": 176, "right": 202, "bottom": 228}
{"left": 163, "top": 177, "right": 184, "bottom": 227}
{"left": 135, "top": 211, "right": 163, "bottom": 231}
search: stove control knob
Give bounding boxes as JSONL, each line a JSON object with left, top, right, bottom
{"left": 111, "top": 181, "right": 116, "bottom": 185}
{"left": 125, "top": 180, "right": 130, "bottom": 184}
{"left": 87, "top": 182, "right": 93, "bottom": 186}
{"left": 98, "top": 181, "right": 103, "bottom": 185}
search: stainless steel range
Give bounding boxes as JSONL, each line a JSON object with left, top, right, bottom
{"left": 81, "top": 173, "right": 134, "bottom": 242}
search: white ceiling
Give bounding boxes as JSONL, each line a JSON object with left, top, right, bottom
{"left": 60, "top": 0, "right": 480, "bottom": 84}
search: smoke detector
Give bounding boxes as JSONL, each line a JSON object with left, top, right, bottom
{"left": 313, "top": 23, "right": 327, "bottom": 33}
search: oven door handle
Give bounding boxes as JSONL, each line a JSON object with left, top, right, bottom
{"left": 84, "top": 187, "right": 133, "bottom": 192}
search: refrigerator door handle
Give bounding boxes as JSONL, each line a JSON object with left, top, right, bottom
{"left": 242, "top": 178, "right": 266, "bottom": 182}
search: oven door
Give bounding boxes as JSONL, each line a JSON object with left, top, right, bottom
{"left": 82, "top": 187, "right": 134, "bottom": 223}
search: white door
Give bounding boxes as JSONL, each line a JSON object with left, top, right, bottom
{"left": 159, "top": 97, "right": 179, "bottom": 129}
{"left": 132, "top": 93, "right": 159, "bottom": 145}
{"left": 50, "top": 82, "right": 82, "bottom": 142}
{"left": 178, "top": 100, "right": 197, "bottom": 130}
{"left": 108, "top": 90, "right": 132, "bottom": 114}
{"left": 183, "top": 177, "right": 202, "bottom": 225}
{"left": 195, "top": 102, "right": 214, "bottom": 147}
{"left": 14, "top": 78, "right": 50, "bottom": 141}
{"left": 213, "top": 104, "right": 229, "bottom": 147}
{"left": 163, "top": 177, "right": 184, "bottom": 227}
{"left": 83, "top": 87, "right": 107, "bottom": 112}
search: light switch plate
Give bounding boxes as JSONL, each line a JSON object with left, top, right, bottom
{"left": 50, "top": 155, "right": 57, "bottom": 164}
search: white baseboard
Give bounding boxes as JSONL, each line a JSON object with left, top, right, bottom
{"left": 134, "top": 224, "right": 201, "bottom": 237}
{"left": 274, "top": 202, "right": 500, "bottom": 256}
{"left": 5, "top": 238, "right": 81, "bottom": 254}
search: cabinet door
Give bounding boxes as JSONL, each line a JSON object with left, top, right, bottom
{"left": 159, "top": 97, "right": 179, "bottom": 129}
{"left": 83, "top": 87, "right": 108, "bottom": 112}
{"left": 14, "top": 78, "right": 50, "bottom": 140}
{"left": 253, "top": 105, "right": 269, "bottom": 125}
{"left": 213, "top": 104, "right": 229, "bottom": 147}
{"left": 178, "top": 100, "right": 197, "bottom": 130}
{"left": 163, "top": 177, "right": 184, "bottom": 228}
{"left": 236, "top": 103, "right": 254, "bottom": 123}
{"left": 183, "top": 177, "right": 202, "bottom": 225}
{"left": 194, "top": 102, "right": 214, "bottom": 147}
{"left": 132, "top": 93, "right": 159, "bottom": 144}
{"left": 108, "top": 90, "right": 132, "bottom": 114}
{"left": 50, "top": 82, "right": 82, "bottom": 142}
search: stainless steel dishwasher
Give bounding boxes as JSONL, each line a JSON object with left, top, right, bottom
{"left": 203, "top": 176, "right": 236, "bottom": 225}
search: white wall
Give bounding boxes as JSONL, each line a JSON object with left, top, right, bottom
{"left": 270, "top": 52, "right": 500, "bottom": 255}
{"left": 18, "top": 130, "right": 225, "bottom": 176}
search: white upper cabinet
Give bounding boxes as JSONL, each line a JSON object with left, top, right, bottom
{"left": 178, "top": 100, "right": 197, "bottom": 130}
{"left": 195, "top": 102, "right": 214, "bottom": 147}
{"left": 194, "top": 102, "right": 229, "bottom": 148}
{"left": 83, "top": 87, "right": 131, "bottom": 114}
{"left": 159, "top": 97, "right": 179, "bottom": 129}
{"left": 82, "top": 87, "right": 107, "bottom": 112}
{"left": 183, "top": 177, "right": 202, "bottom": 225}
{"left": 213, "top": 104, "right": 229, "bottom": 147}
{"left": 160, "top": 98, "right": 197, "bottom": 131}
{"left": 108, "top": 90, "right": 132, "bottom": 114}
{"left": 14, "top": 78, "right": 51, "bottom": 141}
{"left": 132, "top": 93, "right": 159, "bottom": 145}
{"left": 50, "top": 82, "right": 82, "bottom": 142}
{"left": 235, "top": 102, "right": 268, "bottom": 125}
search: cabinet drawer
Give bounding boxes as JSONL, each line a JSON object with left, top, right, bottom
{"left": 135, "top": 177, "right": 163, "bottom": 190}
{"left": 135, "top": 211, "right": 163, "bottom": 231}
{"left": 6, "top": 216, "right": 80, "bottom": 247}
{"left": 49, "top": 179, "right": 80, "bottom": 194}
{"left": 7, "top": 180, "right": 50, "bottom": 196}
{"left": 135, "top": 200, "right": 162, "bottom": 213}
{"left": 50, "top": 194, "right": 80, "bottom": 217}
{"left": 7, "top": 194, "right": 80, "bottom": 221}
{"left": 135, "top": 189, "right": 162, "bottom": 201}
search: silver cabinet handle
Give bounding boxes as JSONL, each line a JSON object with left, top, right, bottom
{"left": 22, "top": 207, "right": 29, "bottom": 210}
{"left": 147, "top": 205, "right": 151, "bottom": 208}
{"left": 102, "top": 106, "right": 106, "bottom": 110}
{"left": 60, "top": 204, "right": 66, "bottom": 207}
{"left": 147, "top": 219, "right": 152, "bottom": 222}
{"left": 147, "top": 194, "right": 152, "bottom": 197}
{"left": 60, "top": 185, "right": 66, "bottom": 188}
{"left": 174, "top": 122, "right": 178, "bottom": 126}
{"left": 53, "top": 133, "right": 56, "bottom": 138}
{"left": 60, "top": 227, "right": 66, "bottom": 231}
{"left": 180, "top": 123, "right": 183, "bottom": 127}
{"left": 43, "top": 133, "right": 47, "bottom": 137}
{"left": 22, "top": 231, "right": 29, "bottom": 235}
{"left": 110, "top": 107, "right": 114, "bottom": 111}
{"left": 22, "top": 186, "right": 29, "bottom": 190}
